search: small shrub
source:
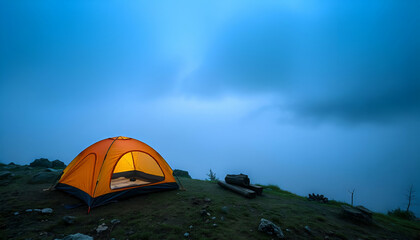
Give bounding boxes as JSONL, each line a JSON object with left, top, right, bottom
{"left": 388, "top": 208, "right": 416, "bottom": 220}
{"left": 308, "top": 193, "right": 329, "bottom": 203}
{"left": 206, "top": 169, "right": 218, "bottom": 182}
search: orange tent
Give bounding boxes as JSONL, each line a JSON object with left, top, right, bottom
{"left": 56, "top": 136, "right": 178, "bottom": 210}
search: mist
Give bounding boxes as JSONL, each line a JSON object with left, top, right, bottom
{"left": 1, "top": 0, "right": 419, "bottom": 216}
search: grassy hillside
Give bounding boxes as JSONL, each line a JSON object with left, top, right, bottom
{"left": 0, "top": 165, "right": 419, "bottom": 240}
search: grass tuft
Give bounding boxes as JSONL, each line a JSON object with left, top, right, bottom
{"left": 388, "top": 208, "right": 416, "bottom": 221}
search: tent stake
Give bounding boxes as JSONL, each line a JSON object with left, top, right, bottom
{"left": 175, "top": 175, "right": 186, "bottom": 191}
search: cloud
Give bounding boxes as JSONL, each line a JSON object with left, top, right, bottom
{"left": 182, "top": 1, "right": 420, "bottom": 123}
{"left": 0, "top": 0, "right": 184, "bottom": 107}
{"left": 1, "top": 0, "right": 419, "bottom": 124}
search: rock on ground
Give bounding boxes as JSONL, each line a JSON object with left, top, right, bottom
{"left": 52, "top": 160, "right": 66, "bottom": 169}
{"left": 42, "top": 208, "right": 53, "bottom": 214}
{"left": 28, "top": 172, "right": 59, "bottom": 184}
{"left": 341, "top": 205, "right": 372, "bottom": 224}
{"left": 96, "top": 223, "right": 108, "bottom": 234}
{"left": 173, "top": 169, "right": 192, "bottom": 178}
{"left": 110, "top": 219, "right": 120, "bottom": 225}
{"left": 59, "top": 233, "right": 93, "bottom": 240}
{"left": 30, "top": 158, "right": 52, "bottom": 168}
{"left": 63, "top": 216, "right": 76, "bottom": 224}
{"left": 355, "top": 206, "right": 373, "bottom": 217}
{"left": 200, "top": 209, "right": 211, "bottom": 216}
{"left": 221, "top": 206, "right": 229, "bottom": 214}
{"left": 258, "top": 218, "right": 284, "bottom": 239}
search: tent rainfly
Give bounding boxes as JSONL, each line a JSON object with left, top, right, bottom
{"left": 55, "top": 136, "right": 178, "bottom": 211}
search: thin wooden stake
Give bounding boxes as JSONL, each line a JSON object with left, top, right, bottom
{"left": 175, "top": 175, "right": 186, "bottom": 191}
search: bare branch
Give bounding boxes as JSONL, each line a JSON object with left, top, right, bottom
{"left": 406, "top": 184, "right": 415, "bottom": 212}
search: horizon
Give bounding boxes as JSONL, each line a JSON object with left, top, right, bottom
{"left": 1, "top": 0, "right": 419, "bottom": 217}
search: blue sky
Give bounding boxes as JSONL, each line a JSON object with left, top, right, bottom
{"left": 1, "top": 0, "right": 419, "bottom": 215}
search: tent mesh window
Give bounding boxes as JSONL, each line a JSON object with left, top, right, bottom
{"left": 110, "top": 151, "right": 165, "bottom": 190}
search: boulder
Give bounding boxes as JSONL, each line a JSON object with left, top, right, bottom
{"left": 30, "top": 158, "right": 52, "bottom": 168}
{"left": 52, "top": 160, "right": 66, "bottom": 169}
{"left": 28, "top": 172, "right": 59, "bottom": 184}
{"left": 258, "top": 218, "right": 284, "bottom": 238}
{"left": 173, "top": 169, "right": 192, "bottom": 178}
{"left": 61, "top": 233, "right": 93, "bottom": 240}
{"left": 341, "top": 205, "right": 372, "bottom": 224}
{"left": 355, "top": 206, "right": 372, "bottom": 217}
